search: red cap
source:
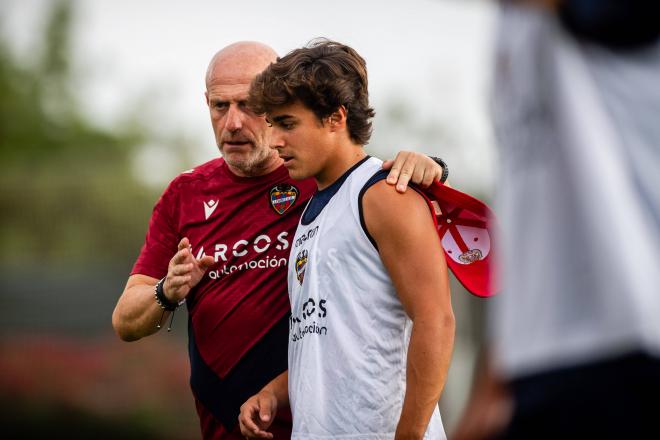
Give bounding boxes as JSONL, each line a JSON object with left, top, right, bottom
{"left": 418, "top": 182, "right": 500, "bottom": 298}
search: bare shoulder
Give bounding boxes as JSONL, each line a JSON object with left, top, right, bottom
{"left": 362, "top": 180, "right": 433, "bottom": 241}
{"left": 362, "top": 180, "right": 429, "bottom": 217}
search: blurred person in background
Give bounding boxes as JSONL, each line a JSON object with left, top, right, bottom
{"left": 452, "top": 0, "right": 660, "bottom": 439}
{"left": 111, "top": 41, "right": 447, "bottom": 440}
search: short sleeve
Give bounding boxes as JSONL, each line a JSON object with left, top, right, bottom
{"left": 130, "top": 179, "right": 181, "bottom": 279}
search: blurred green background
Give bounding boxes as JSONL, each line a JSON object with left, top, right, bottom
{"left": 0, "top": 2, "right": 198, "bottom": 437}
{"left": 0, "top": 0, "right": 493, "bottom": 438}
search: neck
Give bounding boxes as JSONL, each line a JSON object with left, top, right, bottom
{"left": 315, "top": 145, "right": 366, "bottom": 190}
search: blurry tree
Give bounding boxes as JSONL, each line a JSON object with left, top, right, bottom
{"left": 0, "top": 4, "right": 201, "bottom": 437}
{"left": 0, "top": 0, "right": 158, "bottom": 269}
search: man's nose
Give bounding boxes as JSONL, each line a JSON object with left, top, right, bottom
{"left": 270, "top": 129, "right": 285, "bottom": 150}
{"left": 224, "top": 105, "right": 243, "bottom": 132}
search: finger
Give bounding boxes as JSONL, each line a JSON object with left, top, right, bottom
{"left": 238, "top": 414, "right": 250, "bottom": 437}
{"left": 386, "top": 151, "right": 411, "bottom": 184}
{"left": 238, "top": 409, "right": 273, "bottom": 439}
{"left": 171, "top": 247, "right": 192, "bottom": 265}
{"left": 178, "top": 237, "right": 190, "bottom": 251}
{"left": 390, "top": 150, "right": 412, "bottom": 166}
{"left": 395, "top": 165, "right": 413, "bottom": 193}
{"left": 198, "top": 255, "right": 215, "bottom": 270}
{"left": 171, "top": 263, "right": 194, "bottom": 276}
{"left": 172, "top": 238, "right": 194, "bottom": 264}
{"left": 167, "top": 274, "right": 191, "bottom": 289}
{"left": 426, "top": 156, "right": 444, "bottom": 185}
{"left": 405, "top": 152, "right": 433, "bottom": 185}
{"left": 258, "top": 396, "right": 274, "bottom": 424}
{"left": 239, "top": 405, "right": 263, "bottom": 437}
{"left": 386, "top": 166, "right": 400, "bottom": 185}
{"left": 254, "top": 394, "right": 276, "bottom": 439}
{"left": 421, "top": 169, "right": 436, "bottom": 187}
{"left": 410, "top": 163, "right": 425, "bottom": 186}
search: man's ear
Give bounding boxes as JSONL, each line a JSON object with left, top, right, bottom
{"left": 327, "top": 105, "right": 347, "bottom": 131}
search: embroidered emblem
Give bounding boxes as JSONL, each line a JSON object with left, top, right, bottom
{"left": 270, "top": 184, "right": 299, "bottom": 215}
{"left": 295, "top": 249, "right": 308, "bottom": 285}
{"left": 459, "top": 249, "right": 483, "bottom": 264}
{"left": 203, "top": 199, "right": 219, "bottom": 220}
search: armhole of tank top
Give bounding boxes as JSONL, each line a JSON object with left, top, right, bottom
{"left": 358, "top": 170, "right": 389, "bottom": 250}
{"left": 359, "top": 171, "right": 429, "bottom": 251}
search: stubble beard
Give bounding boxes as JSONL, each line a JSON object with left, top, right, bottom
{"left": 222, "top": 143, "right": 276, "bottom": 177}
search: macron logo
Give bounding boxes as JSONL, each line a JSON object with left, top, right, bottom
{"left": 204, "top": 199, "right": 219, "bottom": 220}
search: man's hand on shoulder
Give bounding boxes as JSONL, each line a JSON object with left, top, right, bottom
{"left": 382, "top": 151, "right": 445, "bottom": 193}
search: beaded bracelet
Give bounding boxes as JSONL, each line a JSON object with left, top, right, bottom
{"left": 154, "top": 277, "right": 185, "bottom": 331}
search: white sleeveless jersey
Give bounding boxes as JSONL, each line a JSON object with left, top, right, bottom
{"left": 287, "top": 157, "right": 445, "bottom": 440}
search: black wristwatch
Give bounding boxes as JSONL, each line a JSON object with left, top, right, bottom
{"left": 431, "top": 157, "right": 449, "bottom": 183}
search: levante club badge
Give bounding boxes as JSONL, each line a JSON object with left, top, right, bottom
{"left": 295, "top": 249, "right": 308, "bottom": 285}
{"left": 270, "top": 184, "right": 299, "bottom": 215}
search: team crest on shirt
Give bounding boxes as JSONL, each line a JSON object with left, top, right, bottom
{"left": 269, "top": 184, "right": 299, "bottom": 215}
{"left": 295, "top": 249, "right": 308, "bottom": 285}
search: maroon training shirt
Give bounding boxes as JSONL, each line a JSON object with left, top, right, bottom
{"left": 132, "top": 157, "right": 315, "bottom": 439}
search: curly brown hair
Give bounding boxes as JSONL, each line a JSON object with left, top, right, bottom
{"left": 248, "top": 39, "right": 375, "bottom": 145}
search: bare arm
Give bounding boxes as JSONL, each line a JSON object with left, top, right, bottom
{"left": 112, "top": 237, "right": 214, "bottom": 341}
{"left": 112, "top": 273, "right": 164, "bottom": 341}
{"left": 363, "top": 181, "right": 455, "bottom": 440}
{"left": 239, "top": 370, "right": 289, "bottom": 439}
{"left": 450, "top": 348, "right": 513, "bottom": 440}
